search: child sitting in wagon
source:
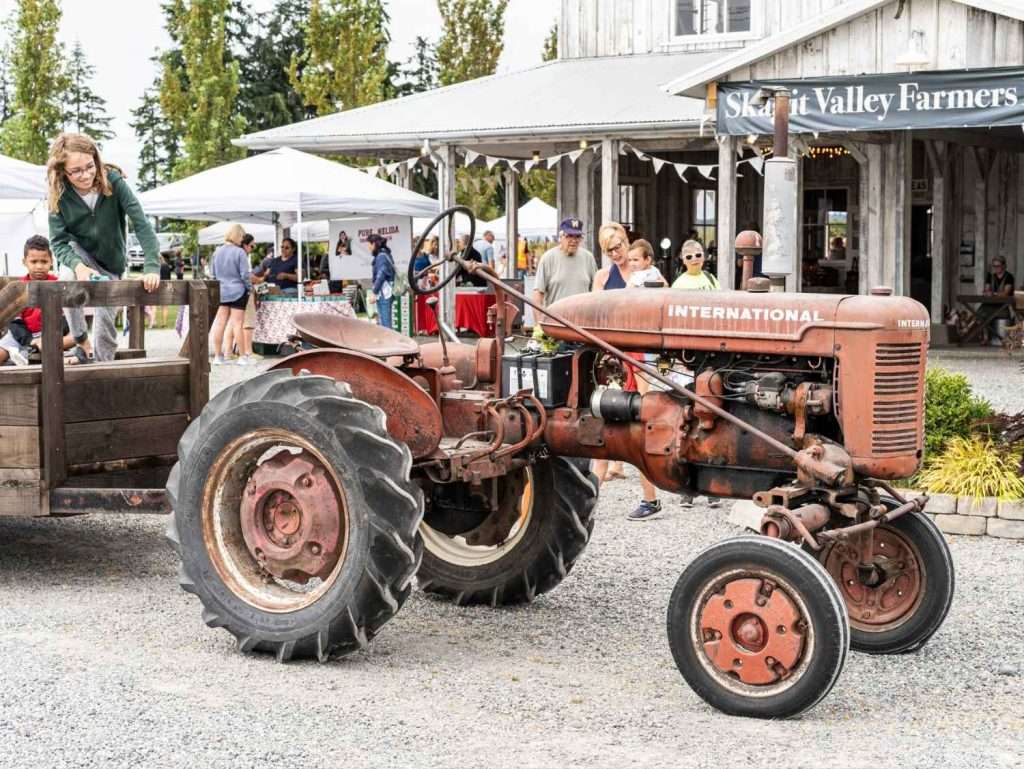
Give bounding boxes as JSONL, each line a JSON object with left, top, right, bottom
{"left": 0, "top": 235, "right": 81, "bottom": 366}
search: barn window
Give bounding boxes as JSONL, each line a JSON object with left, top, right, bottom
{"left": 675, "top": 0, "right": 752, "bottom": 37}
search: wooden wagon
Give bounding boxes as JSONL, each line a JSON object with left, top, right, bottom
{"left": 0, "top": 279, "right": 215, "bottom": 518}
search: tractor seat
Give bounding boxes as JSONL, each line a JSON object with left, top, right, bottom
{"left": 292, "top": 312, "right": 420, "bottom": 358}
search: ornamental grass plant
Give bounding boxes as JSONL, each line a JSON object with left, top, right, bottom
{"left": 918, "top": 436, "right": 1024, "bottom": 502}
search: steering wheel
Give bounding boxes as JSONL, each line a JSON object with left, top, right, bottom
{"left": 409, "top": 205, "right": 476, "bottom": 296}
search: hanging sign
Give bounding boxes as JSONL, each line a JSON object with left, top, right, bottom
{"left": 328, "top": 215, "right": 413, "bottom": 281}
{"left": 717, "top": 66, "right": 1024, "bottom": 136}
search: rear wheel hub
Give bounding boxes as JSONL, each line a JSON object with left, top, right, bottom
{"left": 240, "top": 451, "right": 343, "bottom": 583}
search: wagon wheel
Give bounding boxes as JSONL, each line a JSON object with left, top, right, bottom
{"left": 667, "top": 536, "right": 849, "bottom": 719}
{"left": 409, "top": 205, "right": 476, "bottom": 295}
{"left": 166, "top": 370, "right": 423, "bottom": 661}
{"left": 816, "top": 505, "right": 954, "bottom": 655}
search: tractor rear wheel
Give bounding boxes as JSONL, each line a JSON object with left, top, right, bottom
{"left": 166, "top": 370, "right": 423, "bottom": 661}
{"left": 816, "top": 508, "right": 954, "bottom": 655}
{"left": 667, "top": 536, "right": 849, "bottom": 719}
{"left": 417, "top": 457, "right": 599, "bottom": 606}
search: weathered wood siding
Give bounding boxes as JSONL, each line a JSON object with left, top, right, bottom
{"left": 561, "top": 0, "right": 1024, "bottom": 75}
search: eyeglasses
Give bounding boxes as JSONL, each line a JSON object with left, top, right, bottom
{"left": 66, "top": 161, "right": 96, "bottom": 178}
{"left": 683, "top": 254, "right": 703, "bottom": 261}
{"left": 607, "top": 242, "right": 626, "bottom": 253}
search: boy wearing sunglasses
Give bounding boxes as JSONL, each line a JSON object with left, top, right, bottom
{"left": 671, "top": 240, "right": 720, "bottom": 291}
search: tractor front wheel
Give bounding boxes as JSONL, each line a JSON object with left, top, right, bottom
{"left": 417, "top": 457, "right": 599, "bottom": 606}
{"left": 816, "top": 508, "right": 954, "bottom": 655}
{"left": 667, "top": 536, "right": 849, "bottom": 719}
{"left": 166, "top": 370, "right": 423, "bottom": 661}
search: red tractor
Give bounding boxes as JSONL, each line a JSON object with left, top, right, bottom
{"left": 167, "top": 207, "right": 952, "bottom": 719}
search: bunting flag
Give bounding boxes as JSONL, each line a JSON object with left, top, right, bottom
{"left": 546, "top": 154, "right": 564, "bottom": 169}
{"left": 406, "top": 157, "right": 420, "bottom": 169}
{"left": 698, "top": 165, "right": 716, "bottom": 181}
{"left": 524, "top": 158, "right": 538, "bottom": 173}
{"left": 385, "top": 161, "right": 400, "bottom": 176}
{"left": 464, "top": 149, "right": 480, "bottom": 166}
{"left": 485, "top": 155, "right": 500, "bottom": 170}
{"left": 747, "top": 156, "right": 765, "bottom": 175}
{"left": 674, "top": 164, "right": 689, "bottom": 182}
{"left": 651, "top": 157, "right": 666, "bottom": 175}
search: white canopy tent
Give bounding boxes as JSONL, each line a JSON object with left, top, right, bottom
{"left": 0, "top": 199, "right": 48, "bottom": 276}
{"left": 482, "top": 197, "right": 557, "bottom": 241}
{"left": 0, "top": 154, "right": 47, "bottom": 201}
{"left": 198, "top": 219, "right": 329, "bottom": 246}
{"left": 139, "top": 147, "right": 439, "bottom": 286}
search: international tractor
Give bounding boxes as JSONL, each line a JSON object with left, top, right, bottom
{"left": 166, "top": 207, "right": 953, "bottom": 719}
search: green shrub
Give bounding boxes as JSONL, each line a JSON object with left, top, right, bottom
{"left": 923, "top": 368, "right": 993, "bottom": 458}
{"left": 918, "top": 436, "right": 1024, "bottom": 501}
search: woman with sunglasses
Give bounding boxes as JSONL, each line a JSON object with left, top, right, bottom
{"left": 47, "top": 132, "right": 161, "bottom": 362}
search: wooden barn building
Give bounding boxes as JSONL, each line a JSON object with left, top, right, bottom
{"left": 237, "top": 0, "right": 1024, "bottom": 332}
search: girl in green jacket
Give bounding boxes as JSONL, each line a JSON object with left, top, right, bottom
{"left": 47, "top": 132, "right": 161, "bottom": 362}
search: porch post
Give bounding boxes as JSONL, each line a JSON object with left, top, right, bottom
{"left": 970, "top": 147, "right": 996, "bottom": 292}
{"left": 439, "top": 144, "right": 457, "bottom": 326}
{"left": 866, "top": 143, "right": 886, "bottom": 291}
{"left": 894, "top": 132, "right": 913, "bottom": 297}
{"left": 717, "top": 136, "right": 738, "bottom": 290}
{"left": 926, "top": 140, "right": 948, "bottom": 324}
{"left": 600, "top": 139, "right": 620, "bottom": 265}
{"left": 504, "top": 169, "right": 519, "bottom": 279}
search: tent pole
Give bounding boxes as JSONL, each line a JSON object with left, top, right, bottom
{"left": 297, "top": 203, "right": 304, "bottom": 303}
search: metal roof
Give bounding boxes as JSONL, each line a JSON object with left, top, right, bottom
{"left": 234, "top": 51, "right": 722, "bottom": 154}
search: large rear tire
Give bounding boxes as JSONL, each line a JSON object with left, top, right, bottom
{"left": 417, "top": 457, "right": 599, "bottom": 606}
{"left": 816, "top": 508, "right": 954, "bottom": 655}
{"left": 166, "top": 370, "right": 423, "bottom": 661}
{"left": 667, "top": 536, "right": 849, "bottom": 719}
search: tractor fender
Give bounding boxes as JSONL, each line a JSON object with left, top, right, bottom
{"left": 271, "top": 348, "right": 443, "bottom": 460}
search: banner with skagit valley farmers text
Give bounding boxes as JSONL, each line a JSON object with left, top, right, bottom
{"left": 716, "top": 66, "right": 1024, "bottom": 135}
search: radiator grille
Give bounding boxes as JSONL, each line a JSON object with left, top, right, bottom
{"left": 872, "top": 343, "right": 924, "bottom": 455}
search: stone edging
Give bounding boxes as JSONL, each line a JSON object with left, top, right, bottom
{"left": 916, "top": 493, "right": 1024, "bottom": 540}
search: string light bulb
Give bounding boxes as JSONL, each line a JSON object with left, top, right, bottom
{"left": 532, "top": 150, "right": 542, "bottom": 162}
{"left": 579, "top": 139, "right": 589, "bottom": 150}
{"left": 807, "top": 146, "right": 850, "bottom": 159}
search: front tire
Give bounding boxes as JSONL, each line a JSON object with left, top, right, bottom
{"left": 816, "top": 509, "right": 954, "bottom": 655}
{"left": 417, "top": 456, "right": 599, "bottom": 606}
{"left": 166, "top": 370, "right": 423, "bottom": 661}
{"left": 667, "top": 536, "right": 849, "bottom": 719}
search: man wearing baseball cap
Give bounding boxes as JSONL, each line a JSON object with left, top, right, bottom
{"left": 532, "top": 216, "right": 597, "bottom": 308}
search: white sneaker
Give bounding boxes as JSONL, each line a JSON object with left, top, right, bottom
{"left": 213, "top": 356, "right": 228, "bottom": 366}
{"left": 9, "top": 347, "right": 29, "bottom": 367}
{"left": 236, "top": 355, "right": 253, "bottom": 366}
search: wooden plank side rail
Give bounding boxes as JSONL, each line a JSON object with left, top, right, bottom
{"left": 26, "top": 280, "right": 216, "bottom": 492}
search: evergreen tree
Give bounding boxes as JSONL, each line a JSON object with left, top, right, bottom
{"left": 435, "top": 0, "right": 509, "bottom": 220}
{"left": 238, "top": 0, "right": 310, "bottom": 131}
{"left": 395, "top": 36, "right": 438, "bottom": 97}
{"left": 289, "top": 0, "right": 391, "bottom": 116}
{"left": 130, "top": 68, "right": 181, "bottom": 191}
{"left": 61, "top": 41, "right": 115, "bottom": 142}
{"left": 542, "top": 22, "right": 558, "bottom": 61}
{"left": 160, "top": 0, "right": 246, "bottom": 179}
{"left": 0, "top": 0, "right": 67, "bottom": 163}
{"left": 436, "top": 0, "right": 508, "bottom": 86}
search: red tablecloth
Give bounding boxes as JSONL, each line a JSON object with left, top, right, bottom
{"left": 415, "top": 292, "right": 496, "bottom": 337}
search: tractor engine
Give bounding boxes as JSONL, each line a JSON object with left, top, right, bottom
{"left": 537, "top": 287, "right": 929, "bottom": 500}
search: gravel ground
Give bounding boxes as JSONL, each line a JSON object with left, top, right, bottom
{"left": 0, "top": 332, "right": 1021, "bottom": 768}
{"left": 928, "top": 348, "right": 1024, "bottom": 414}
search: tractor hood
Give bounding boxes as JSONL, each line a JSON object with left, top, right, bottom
{"left": 540, "top": 289, "right": 929, "bottom": 356}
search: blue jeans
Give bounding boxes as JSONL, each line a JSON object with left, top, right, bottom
{"left": 377, "top": 297, "right": 393, "bottom": 329}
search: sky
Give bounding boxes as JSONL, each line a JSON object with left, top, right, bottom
{"left": 0, "top": 0, "right": 557, "bottom": 180}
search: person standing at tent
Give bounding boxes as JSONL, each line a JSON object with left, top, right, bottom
{"left": 209, "top": 224, "right": 253, "bottom": 366}
{"left": 368, "top": 234, "right": 395, "bottom": 329}
{"left": 46, "top": 133, "right": 161, "bottom": 362}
